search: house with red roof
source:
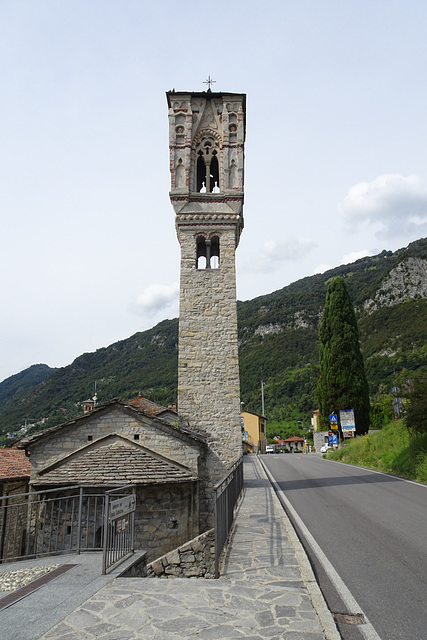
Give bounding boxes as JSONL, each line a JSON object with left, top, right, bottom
{"left": 0, "top": 449, "right": 31, "bottom": 560}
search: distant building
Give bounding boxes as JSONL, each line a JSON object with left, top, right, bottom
{"left": 241, "top": 410, "right": 267, "bottom": 454}
{"left": 127, "top": 394, "right": 178, "bottom": 424}
{"left": 311, "top": 409, "right": 320, "bottom": 431}
{"left": 282, "top": 436, "right": 305, "bottom": 452}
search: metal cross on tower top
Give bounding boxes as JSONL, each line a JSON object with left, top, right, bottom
{"left": 203, "top": 76, "right": 216, "bottom": 91}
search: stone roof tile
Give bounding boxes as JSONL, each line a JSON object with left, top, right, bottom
{"left": 35, "top": 440, "right": 196, "bottom": 486}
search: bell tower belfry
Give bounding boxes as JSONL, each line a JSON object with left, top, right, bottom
{"left": 167, "top": 89, "right": 245, "bottom": 480}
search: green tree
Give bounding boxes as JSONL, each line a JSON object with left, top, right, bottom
{"left": 405, "top": 377, "right": 427, "bottom": 435}
{"left": 317, "top": 277, "right": 370, "bottom": 435}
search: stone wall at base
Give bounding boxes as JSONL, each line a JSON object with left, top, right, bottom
{"left": 314, "top": 431, "right": 330, "bottom": 452}
{"left": 146, "top": 528, "right": 215, "bottom": 579}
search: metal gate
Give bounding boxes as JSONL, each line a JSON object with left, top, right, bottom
{"left": 102, "top": 485, "right": 136, "bottom": 574}
{"left": 0, "top": 484, "right": 135, "bottom": 570}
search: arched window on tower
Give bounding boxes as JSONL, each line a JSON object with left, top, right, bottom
{"left": 196, "top": 152, "right": 206, "bottom": 192}
{"left": 210, "top": 152, "right": 220, "bottom": 192}
{"left": 196, "top": 237, "right": 207, "bottom": 269}
{"left": 195, "top": 137, "right": 220, "bottom": 193}
{"left": 210, "top": 236, "right": 220, "bottom": 268}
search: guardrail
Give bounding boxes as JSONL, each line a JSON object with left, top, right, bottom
{"left": 214, "top": 458, "right": 243, "bottom": 578}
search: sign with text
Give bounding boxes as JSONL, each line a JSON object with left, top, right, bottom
{"left": 340, "top": 409, "right": 356, "bottom": 437}
{"left": 116, "top": 514, "right": 129, "bottom": 535}
{"left": 340, "top": 409, "right": 355, "bottom": 429}
{"left": 109, "top": 494, "right": 136, "bottom": 523}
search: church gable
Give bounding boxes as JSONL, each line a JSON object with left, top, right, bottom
{"left": 22, "top": 400, "right": 205, "bottom": 478}
{"left": 33, "top": 434, "right": 197, "bottom": 487}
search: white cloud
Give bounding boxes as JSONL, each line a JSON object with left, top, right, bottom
{"left": 312, "top": 263, "right": 332, "bottom": 275}
{"left": 341, "top": 249, "right": 373, "bottom": 264}
{"left": 245, "top": 237, "right": 316, "bottom": 273}
{"left": 130, "top": 283, "right": 179, "bottom": 318}
{"left": 338, "top": 174, "right": 427, "bottom": 239}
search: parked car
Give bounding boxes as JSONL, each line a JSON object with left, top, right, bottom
{"left": 320, "top": 444, "right": 331, "bottom": 453}
{"left": 265, "top": 445, "right": 276, "bottom": 454}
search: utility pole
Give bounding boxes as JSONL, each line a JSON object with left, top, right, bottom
{"left": 261, "top": 377, "right": 265, "bottom": 417}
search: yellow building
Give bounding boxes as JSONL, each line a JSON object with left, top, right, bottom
{"left": 241, "top": 410, "right": 267, "bottom": 454}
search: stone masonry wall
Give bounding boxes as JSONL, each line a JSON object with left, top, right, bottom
{"left": 28, "top": 407, "right": 201, "bottom": 480}
{"left": 178, "top": 227, "right": 242, "bottom": 470}
{"left": 0, "top": 481, "right": 29, "bottom": 560}
{"left": 146, "top": 528, "right": 215, "bottom": 578}
{"left": 135, "top": 482, "right": 199, "bottom": 564}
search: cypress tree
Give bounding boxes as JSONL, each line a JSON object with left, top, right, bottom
{"left": 317, "top": 276, "right": 370, "bottom": 435}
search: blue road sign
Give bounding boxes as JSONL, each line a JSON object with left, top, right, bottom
{"left": 329, "top": 413, "right": 338, "bottom": 424}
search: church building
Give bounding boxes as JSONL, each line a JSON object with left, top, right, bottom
{"left": 17, "top": 87, "right": 247, "bottom": 564}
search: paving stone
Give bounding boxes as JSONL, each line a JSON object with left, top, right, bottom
{"left": 13, "top": 456, "right": 340, "bottom": 640}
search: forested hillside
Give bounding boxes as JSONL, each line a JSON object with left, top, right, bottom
{"left": 1, "top": 238, "right": 426, "bottom": 442}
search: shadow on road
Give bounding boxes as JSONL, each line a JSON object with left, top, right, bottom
{"left": 276, "top": 471, "right": 401, "bottom": 491}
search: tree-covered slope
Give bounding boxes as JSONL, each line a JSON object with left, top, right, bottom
{"left": 1, "top": 238, "right": 426, "bottom": 440}
{"left": 0, "top": 364, "right": 56, "bottom": 413}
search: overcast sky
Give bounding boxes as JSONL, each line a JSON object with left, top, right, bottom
{"left": 1, "top": 0, "right": 427, "bottom": 383}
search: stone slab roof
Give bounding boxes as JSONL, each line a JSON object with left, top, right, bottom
{"left": 33, "top": 435, "right": 197, "bottom": 487}
{"left": 0, "top": 449, "right": 31, "bottom": 481}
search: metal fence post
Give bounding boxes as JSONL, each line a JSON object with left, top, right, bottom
{"left": 102, "top": 492, "right": 110, "bottom": 575}
{"left": 76, "top": 487, "right": 83, "bottom": 555}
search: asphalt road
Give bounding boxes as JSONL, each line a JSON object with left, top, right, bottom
{"left": 262, "top": 453, "right": 427, "bottom": 640}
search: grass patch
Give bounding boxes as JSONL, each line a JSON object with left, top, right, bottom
{"left": 327, "top": 420, "right": 427, "bottom": 483}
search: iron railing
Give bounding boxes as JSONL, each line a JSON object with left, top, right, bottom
{"left": 214, "top": 457, "right": 243, "bottom": 578}
{"left": 0, "top": 486, "right": 106, "bottom": 563}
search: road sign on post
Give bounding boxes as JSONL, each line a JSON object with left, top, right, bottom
{"left": 329, "top": 413, "right": 338, "bottom": 429}
{"left": 340, "top": 409, "right": 356, "bottom": 437}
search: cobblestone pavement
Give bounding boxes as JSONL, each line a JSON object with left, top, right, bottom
{"left": 0, "top": 563, "right": 61, "bottom": 593}
{"left": 34, "top": 456, "right": 339, "bottom": 640}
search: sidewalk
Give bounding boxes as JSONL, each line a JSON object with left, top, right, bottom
{"left": 0, "top": 455, "right": 339, "bottom": 640}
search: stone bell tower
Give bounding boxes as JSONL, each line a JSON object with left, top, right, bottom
{"left": 166, "top": 89, "right": 245, "bottom": 479}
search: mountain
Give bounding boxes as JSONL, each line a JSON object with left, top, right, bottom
{"left": 1, "top": 238, "right": 427, "bottom": 441}
{"left": 0, "top": 364, "right": 56, "bottom": 413}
